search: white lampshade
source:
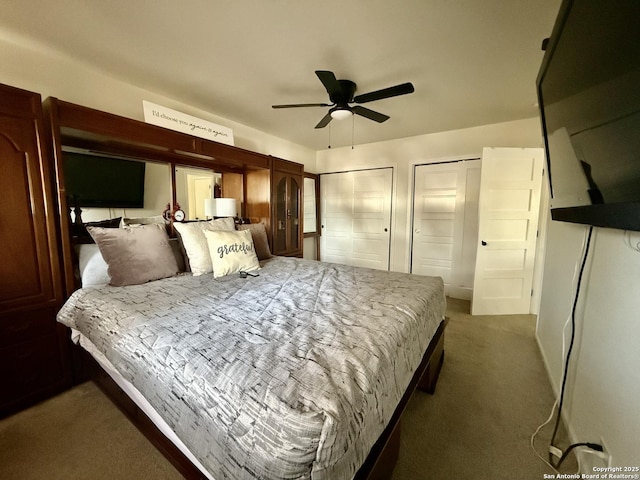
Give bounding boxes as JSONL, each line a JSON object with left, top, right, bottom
{"left": 330, "top": 107, "right": 353, "bottom": 120}
{"left": 213, "top": 198, "right": 237, "bottom": 217}
{"left": 204, "top": 198, "right": 216, "bottom": 217}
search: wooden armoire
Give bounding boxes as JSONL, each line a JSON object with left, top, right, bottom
{"left": 0, "top": 83, "right": 70, "bottom": 417}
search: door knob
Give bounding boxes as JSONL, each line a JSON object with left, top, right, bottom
{"left": 481, "top": 240, "right": 488, "bottom": 246}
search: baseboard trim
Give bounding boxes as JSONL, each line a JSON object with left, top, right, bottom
{"left": 447, "top": 286, "right": 472, "bottom": 301}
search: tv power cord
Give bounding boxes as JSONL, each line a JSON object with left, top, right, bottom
{"left": 546, "top": 226, "right": 604, "bottom": 469}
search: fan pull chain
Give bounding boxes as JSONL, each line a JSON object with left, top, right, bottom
{"left": 351, "top": 114, "right": 355, "bottom": 149}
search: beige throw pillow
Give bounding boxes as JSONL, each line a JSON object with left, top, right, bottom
{"left": 237, "top": 223, "right": 272, "bottom": 260}
{"left": 87, "top": 224, "right": 179, "bottom": 286}
{"left": 173, "top": 218, "right": 236, "bottom": 276}
{"left": 204, "top": 230, "right": 260, "bottom": 278}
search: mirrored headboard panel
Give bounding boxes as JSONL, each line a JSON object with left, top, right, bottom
{"left": 303, "top": 174, "right": 320, "bottom": 235}
{"left": 174, "top": 165, "right": 222, "bottom": 221}
{"left": 43, "top": 97, "right": 272, "bottom": 296}
{"left": 62, "top": 148, "right": 172, "bottom": 223}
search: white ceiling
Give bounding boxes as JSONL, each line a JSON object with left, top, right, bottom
{"left": 1, "top": 0, "right": 561, "bottom": 150}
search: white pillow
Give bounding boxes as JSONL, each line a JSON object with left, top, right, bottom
{"left": 204, "top": 229, "right": 260, "bottom": 278}
{"left": 76, "top": 244, "right": 110, "bottom": 286}
{"left": 173, "top": 218, "right": 235, "bottom": 276}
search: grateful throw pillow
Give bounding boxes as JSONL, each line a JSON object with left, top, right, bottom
{"left": 204, "top": 229, "right": 260, "bottom": 278}
{"left": 173, "top": 218, "right": 236, "bottom": 275}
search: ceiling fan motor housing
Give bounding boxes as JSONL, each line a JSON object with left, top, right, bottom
{"left": 333, "top": 79, "right": 357, "bottom": 105}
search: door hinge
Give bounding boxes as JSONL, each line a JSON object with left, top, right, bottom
{"left": 531, "top": 289, "right": 534, "bottom": 297}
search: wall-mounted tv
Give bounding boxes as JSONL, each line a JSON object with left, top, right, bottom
{"left": 63, "top": 151, "right": 146, "bottom": 208}
{"left": 537, "top": 0, "right": 640, "bottom": 231}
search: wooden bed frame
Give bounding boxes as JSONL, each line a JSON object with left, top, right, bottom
{"left": 72, "top": 318, "right": 446, "bottom": 480}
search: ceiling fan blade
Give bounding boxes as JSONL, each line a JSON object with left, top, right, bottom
{"left": 314, "top": 111, "right": 333, "bottom": 129}
{"left": 352, "top": 106, "right": 390, "bottom": 123}
{"left": 315, "top": 70, "right": 343, "bottom": 101}
{"left": 272, "top": 103, "right": 332, "bottom": 109}
{"left": 353, "top": 82, "right": 415, "bottom": 104}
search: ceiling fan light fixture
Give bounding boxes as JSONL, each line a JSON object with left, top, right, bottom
{"left": 330, "top": 107, "right": 353, "bottom": 120}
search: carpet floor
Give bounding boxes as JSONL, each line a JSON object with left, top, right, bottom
{"left": 391, "top": 297, "right": 575, "bottom": 479}
{"left": 0, "top": 298, "right": 574, "bottom": 479}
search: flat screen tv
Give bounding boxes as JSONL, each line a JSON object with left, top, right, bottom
{"left": 537, "top": 0, "right": 640, "bottom": 231}
{"left": 63, "top": 151, "right": 146, "bottom": 208}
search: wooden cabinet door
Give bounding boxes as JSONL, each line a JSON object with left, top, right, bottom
{"left": 273, "top": 170, "right": 302, "bottom": 256}
{"left": 0, "top": 83, "right": 68, "bottom": 416}
{"left": 0, "top": 84, "right": 61, "bottom": 309}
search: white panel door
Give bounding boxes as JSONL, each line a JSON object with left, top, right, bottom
{"left": 411, "top": 160, "right": 481, "bottom": 299}
{"left": 192, "top": 177, "right": 213, "bottom": 220}
{"left": 321, "top": 168, "right": 392, "bottom": 270}
{"left": 471, "top": 147, "right": 544, "bottom": 315}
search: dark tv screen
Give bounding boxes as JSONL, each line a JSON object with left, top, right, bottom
{"left": 63, "top": 152, "right": 146, "bottom": 208}
{"left": 537, "top": 0, "right": 640, "bottom": 231}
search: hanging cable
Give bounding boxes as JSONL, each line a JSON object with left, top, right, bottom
{"left": 531, "top": 227, "right": 589, "bottom": 473}
{"left": 556, "top": 443, "right": 603, "bottom": 469}
{"left": 548, "top": 225, "right": 603, "bottom": 469}
{"left": 531, "top": 398, "right": 560, "bottom": 473}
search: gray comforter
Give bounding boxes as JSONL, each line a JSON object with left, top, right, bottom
{"left": 57, "top": 256, "right": 445, "bottom": 480}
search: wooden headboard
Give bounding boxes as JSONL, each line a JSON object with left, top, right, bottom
{"left": 42, "top": 98, "right": 276, "bottom": 298}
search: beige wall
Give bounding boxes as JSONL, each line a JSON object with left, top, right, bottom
{"left": 537, "top": 221, "right": 640, "bottom": 470}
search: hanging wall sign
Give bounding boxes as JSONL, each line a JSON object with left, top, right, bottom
{"left": 142, "top": 100, "right": 234, "bottom": 146}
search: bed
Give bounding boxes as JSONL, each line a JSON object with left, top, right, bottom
{"left": 43, "top": 98, "right": 447, "bottom": 479}
{"left": 57, "top": 244, "right": 446, "bottom": 479}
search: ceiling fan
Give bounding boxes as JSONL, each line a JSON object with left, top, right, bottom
{"left": 272, "top": 70, "right": 415, "bottom": 129}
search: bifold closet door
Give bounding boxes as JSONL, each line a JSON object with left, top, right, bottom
{"left": 320, "top": 168, "right": 392, "bottom": 270}
{"left": 411, "top": 160, "right": 481, "bottom": 300}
